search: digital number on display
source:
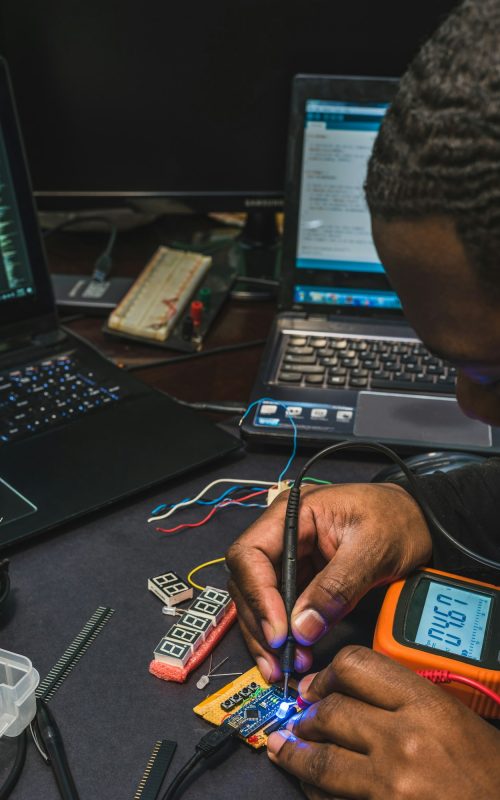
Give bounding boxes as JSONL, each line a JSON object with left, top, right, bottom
{"left": 414, "top": 581, "right": 492, "bottom": 661}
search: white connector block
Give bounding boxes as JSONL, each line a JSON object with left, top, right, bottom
{"left": 266, "top": 480, "right": 292, "bottom": 506}
{"left": 0, "top": 649, "right": 39, "bottom": 737}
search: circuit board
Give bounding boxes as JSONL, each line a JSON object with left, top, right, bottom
{"left": 193, "top": 666, "right": 298, "bottom": 750}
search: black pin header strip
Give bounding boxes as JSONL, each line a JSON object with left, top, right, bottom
{"left": 133, "top": 740, "right": 177, "bottom": 800}
{"left": 36, "top": 605, "right": 115, "bottom": 702}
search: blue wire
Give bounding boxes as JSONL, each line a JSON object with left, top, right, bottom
{"left": 150, "top": 485, "right": 267, "bottom": 517}
{"left": 240, "top": 397, "right": 298, "bottom": 482}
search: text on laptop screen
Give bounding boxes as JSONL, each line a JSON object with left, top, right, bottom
{"left": 0, "top": 123, "right": 35, "bottom": 303}
{"left": 294, "top": 99, "right": 401, "bottom": 310}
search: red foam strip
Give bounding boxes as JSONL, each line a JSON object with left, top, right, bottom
{"left": 149, "top": 601, "right": 237, "bottom": 683}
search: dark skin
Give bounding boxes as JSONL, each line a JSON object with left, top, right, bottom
{"left": 226, "top": 216, "right": 500, "bottom": 799}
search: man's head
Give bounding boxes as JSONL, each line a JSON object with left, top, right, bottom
{"left": 365, "top": 0, "right": 500, "bottom": 424}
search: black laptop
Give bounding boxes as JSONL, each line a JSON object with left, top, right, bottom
{"left": 242, "top": 74, "right": 499, "bottom": 453}
{"left": 0, "top": 58, "right": 239, "bottom": 548}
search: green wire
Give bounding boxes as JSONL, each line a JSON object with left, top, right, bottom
{"left": 300, "top": 477, "right": 332, "bottom": 485}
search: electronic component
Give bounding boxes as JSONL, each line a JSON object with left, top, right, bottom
{"left": 374, "top": 568, "right": 500, "bottom": 718}
{"left": 150, "top": 601, "right": 237, "bottom": 681}
{"left": 148, "top": 572, "right": 193, "bottom": 607}
{"left": 162, "top": 624, "right": 204, "bottom": 654}
{"left": 193, "top": 666, "right": 298, "bottom": 750}
{"left": 154, "top": 638, "right": 192, "bottom": 667}
{"left": 36, "top": 606, "right": 114, "bottom": 702}
{"left": 220, "top": 681, "right": 259, "bottom": 711}
{"left": 266, "top": 480, "right": 292, "bottom": 506}
{"left": 189, "top": 586, "right": 231, "bottom": 624}
{"left": 108, "top": 246, "right": 212, "bottom": 342}
{"left": 133, "top": 740, "right": 177, "bottom": 800}
{"left": 179, "top": 611, "right": 214, "bottom": 641}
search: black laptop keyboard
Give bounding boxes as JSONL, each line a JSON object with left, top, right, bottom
{"left": 0, "top": 352, "right": 126, "bottom": 445}
{"left": 276, "top": 334, "right": 457, "bottom": 393}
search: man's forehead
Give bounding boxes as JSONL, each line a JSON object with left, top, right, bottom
{"left": 371, "top": 215, "right": 500, "bottom": 365}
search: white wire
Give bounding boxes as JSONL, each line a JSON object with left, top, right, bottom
{"left": 147, "top": 477, "right": 276, "bottom": 523}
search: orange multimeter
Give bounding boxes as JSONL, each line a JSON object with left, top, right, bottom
{"left": 373, "top": 568, "right": 500, "bottom": 718}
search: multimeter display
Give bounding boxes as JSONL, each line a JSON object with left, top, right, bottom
{"left": 410, "top": 578, "right": 492, "bottom": 661}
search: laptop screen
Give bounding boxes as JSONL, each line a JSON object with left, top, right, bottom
{"left": 293, "top": 97, "right": 401, "bottom": 311}
{"left": 0, "top": 122, "right": 36, "bottom": 304}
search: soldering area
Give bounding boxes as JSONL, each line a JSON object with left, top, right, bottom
{"left": 2, "top": 2, "right": 500, "bottom": 799}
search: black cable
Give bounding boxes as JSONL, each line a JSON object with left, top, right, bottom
{"left": 0, "top": 730, "right": 27, "bottom": 800}
{"left": 160, "top": 722, "right": 242, "bottom": 800}
{"left": 233, "top": 275, "right": 279, "bottom": 287}
{"left": 42, "top": 215, "right": 118, "bottom": 283}
{"left": 125, "top": 339, "right": 266, "bottom": 372}
{"left": 279, "top": 439, "right": 500, "bottom": 684}
{"left": 0, "top": 560, "right": 10, "bottom": 614}
{"left": 294, "top": 440, "right": 500, "bottom": 572}
{"left": 160, "top": 752, "right": 203, "bottom": 800}
{"left": 171, "top": 398, "right": 246, "bottom": 414}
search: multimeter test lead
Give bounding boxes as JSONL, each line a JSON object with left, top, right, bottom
{"left": 280, "top": 484, "right": 301, "bottom": 698}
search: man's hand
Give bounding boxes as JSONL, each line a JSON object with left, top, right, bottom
{"left": 266, "top": 646, "right": 500, "bottom": 799}
{"left": 226, "top": 483, "right": 432, "bottom": 681}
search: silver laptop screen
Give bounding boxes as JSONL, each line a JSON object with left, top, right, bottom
{"left": 294, "top": 98, "right": 401, "bottom": 311}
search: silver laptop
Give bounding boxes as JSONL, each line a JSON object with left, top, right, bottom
{"left": 242, "top": 74, "right": 498, "bottom": 453}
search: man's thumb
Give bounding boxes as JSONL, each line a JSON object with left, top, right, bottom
{"left": 291, "top": 553, "right": 362, "bottom": 645}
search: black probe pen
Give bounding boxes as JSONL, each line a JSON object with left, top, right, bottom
{"left": 280, "top": 485, "right": 301, "bottom": 698}
{"left": 36, "top": 700, "right": 81, "bottom": 800}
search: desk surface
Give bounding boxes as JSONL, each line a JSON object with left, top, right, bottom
{"left": 1, "top": 217, "right": 386, "bottom": 798}
{"left": 0, "top": 430, "right": 384, "bottom": 800}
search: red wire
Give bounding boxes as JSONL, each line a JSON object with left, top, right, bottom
{"left": 418, "top": 669, "right": 500, "bottom": 705}
{"left": 156, "top": 489, "right": 269, "bottom": 533}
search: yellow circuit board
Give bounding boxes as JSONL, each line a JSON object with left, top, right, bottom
{"left": 193, "top": 666, "right": 297, "bottom": 750}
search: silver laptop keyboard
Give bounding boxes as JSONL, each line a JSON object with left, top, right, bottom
{"left": 276, "top": 334, "right": 457, "bottom": 394}
{"left": 0, "top": 352, "right": 125, "bottom": 445}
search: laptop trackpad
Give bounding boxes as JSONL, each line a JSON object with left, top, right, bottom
{"left": 0, "top": 479, "right": 37, "bottom": 527}
{"left": 354, "top": 392, "right": 492, "bottom": 448}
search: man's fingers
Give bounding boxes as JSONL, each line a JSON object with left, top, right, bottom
{"left": 287, "top": 693, "right": 385, "bottom": 754}
{"left": 236, "top": 614, "right": 282, "bottom": 683}
{"left": 300, "top": 645, "right": 435, "bottom": 710}
{"left": 226, "top": 535, "right": 288, "bottom": 648}
{"left": 267, "top": 730, "right": 369, "bottom": 797}
{"left": 291, "top": 547, "right": 378, "bottom": 646}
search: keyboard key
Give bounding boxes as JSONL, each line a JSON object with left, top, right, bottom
{"left": 290, "top": 337, "right": 307, "bottom": 346}
{"left": 284, "top": 354, "right": 317, "bottom": 365}
{"left": 349, "top": 377, "right": 368, "bottom": 387}
{"left": 328, "top": 375, "right": 347, "bottom": 386}
{"left": 0, "top": 351, "right": 125, "bottom": 445}
{"left": 320, "top": 357, "right": 339, "bottom": 367}
{"left": 309, "top": 338, "right": 328, "bottom": 348}
{"left": 286, "top": 346, "right": 314, "bottom": 356}
{"left": 278, "top": 371, "right": 302, "bottom": 383}
{"left": 305, "top": 374, "right": 324, "bottom": 384}
{"left": 297, "top": 365, "right": 325, "bottom": 375}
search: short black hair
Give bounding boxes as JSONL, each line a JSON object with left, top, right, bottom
{"left": 365, "top": 0, "right": 500, "bottom": 288}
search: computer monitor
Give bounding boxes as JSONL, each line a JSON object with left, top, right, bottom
{"left": 0, "top": 1, "right": 458, "bottom": 213}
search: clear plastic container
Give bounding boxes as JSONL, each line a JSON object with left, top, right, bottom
{"left": 0, "top": 648, "right": 39, "bottom": 737}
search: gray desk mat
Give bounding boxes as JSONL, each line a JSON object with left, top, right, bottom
{"left": 0, "top": 442, "right": 383, "bottom": 800}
